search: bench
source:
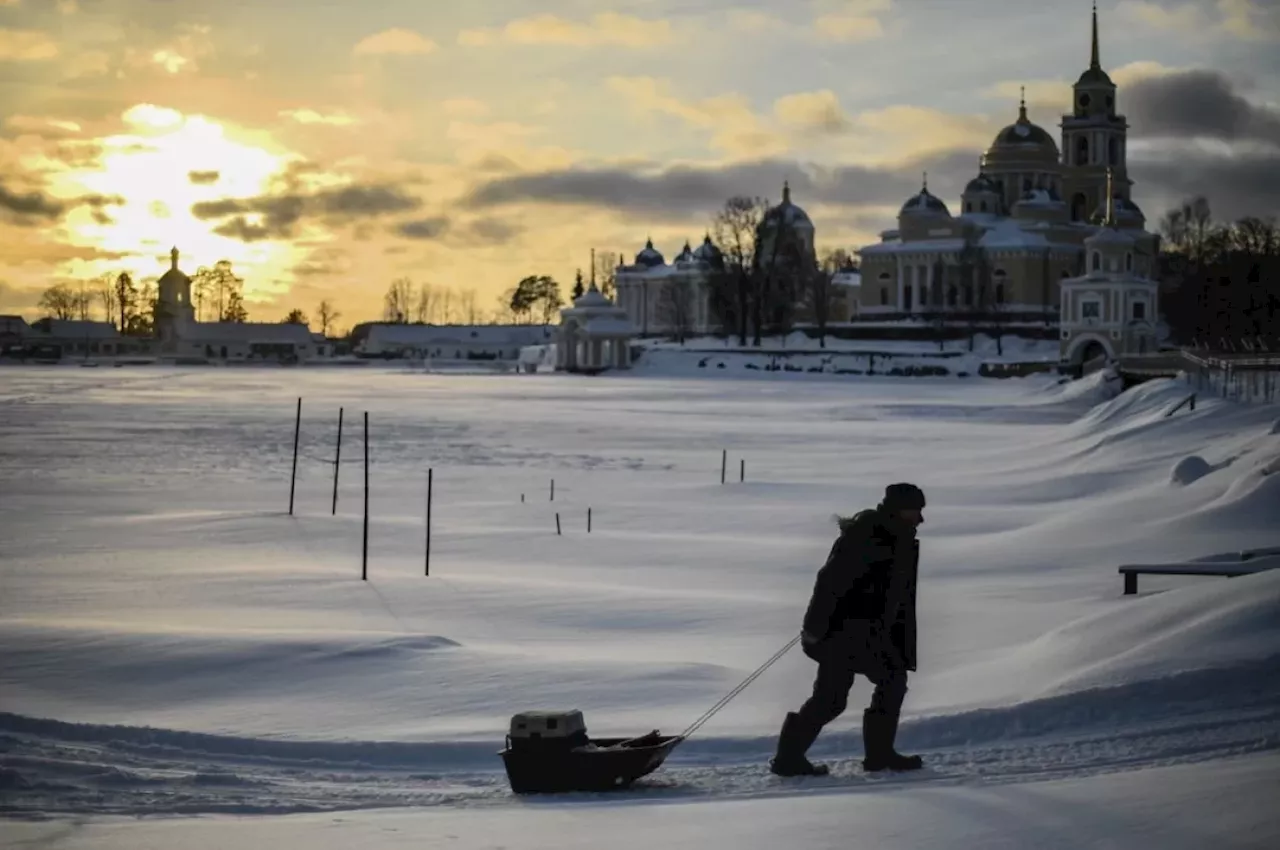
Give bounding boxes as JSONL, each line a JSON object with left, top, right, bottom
{"left": 1119, "top": 552, "right": 1280, "bottom": 595}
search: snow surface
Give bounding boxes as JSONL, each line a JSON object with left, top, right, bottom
{"left": 1, "top": 364, "right": 1277, "bottom": 846}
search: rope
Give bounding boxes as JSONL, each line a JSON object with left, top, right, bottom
{"left": 679, "top": 633, "right": 801, "bottom": 740}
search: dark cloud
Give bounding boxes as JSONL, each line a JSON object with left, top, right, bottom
{"left": 192, "top": 183, "right": 421, "bottom": 241}
{"left": 0, "top": 181, "right": 63, "bottom": 222}
{"left": 397, "top": 216, "right": 451, "bottom": 240}
{"left": 464, "top": 218, "right": 523, "bottom": 244}
{"left": 462, "top": 151, "right": 975, "bottom": 220}
{"left": 188, "top": 170, "right": 220, "bottom": 185}
{"left": 1133, "top": 148, "right": 1280, "bottom": 222}
{"left": 213, "top": 218, "right": 273, "bottom": 242}
{"left": 1126, "top": 70, "right": 1280, "bottom": 145}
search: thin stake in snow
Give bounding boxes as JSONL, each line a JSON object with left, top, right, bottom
{"left": 288, "top": 397, "right": 301, "bottom": 515}
{"left": 740, "top": 458, "right": 745, "bottom": 483}
{"left": 550, "top": 478, "right": 555, "bottom": 501}
{"left": 721, "top": 449, "right": 727, "bottom": 484}
{"left": 362, "top": 411, "right": 369, "bottom": 582}
{"left": 425, "top": 467, "right": 433, "bottom": 577}
{"left": 331, "top": 407, "right": 343, "bottom": 516}
{"left": 555, "top": 512, "right": 561, "bottom": 535}
{"left": 587, "top": 507, "right": 592, "bottom": 533}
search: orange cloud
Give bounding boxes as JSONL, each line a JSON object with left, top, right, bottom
{"left": 459, "top": 13, "right": 675, "bottom": 48}
{"left": 607, "top": 76, "right": 789, "bottom": 159}
{"left": 280, "top": 109, "right": 357, "bottom": 127}
{"left": 0, "top": 28, "right": 59, "bottom": 61}
{"left": 813, "top": 0, "right": 891, "bottom": 43}
{"left": 1117, "top": 0, "right": 1279, "bottom": 41}
{"left": 352, "top": 28, "right": 437, "bottom": 56}
{"left": 775, "top": 90, "right": 853, "bottom": 134}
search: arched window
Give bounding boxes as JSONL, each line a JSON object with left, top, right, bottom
{"left": 995, "top": 283, "right": 1005, "bottom": 304}
{"left": 1071, "top": 193, "right": 1088, "bottom": 222}
{"left": 1091, "top": 251, "right": 1101, "bottom": 272}
{"left": 880, "top": 287, "right": 888, "bottom": 305}
{"left": 1125, "top": 252, "right": 1133, "bottom": 272}
{"left": 1076, "top": 136, "right": 1089, "bottom": 166}
{"left": 1022, "top": 177, "right": 1032, "bottom": 192}
{"left": 1108, "top": 137, "right": 1119, "bottom": 165}
{"left": 904, "top": 285, "right": 914, "bottom": 311}
{"left": 965, "top": 202, "right": 972, "bottom": 212}
{"left": 947, "top": 285, "right": 958, "bottom": 307}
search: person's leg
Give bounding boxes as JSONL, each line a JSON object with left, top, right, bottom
{"left": 771, "top": 653, "right": 856, "bottom": 776}
{"left": 861, "top": 670, "right": 921, "bottom": 771}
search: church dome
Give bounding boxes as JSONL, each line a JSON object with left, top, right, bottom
{"left": 761, "top": 181, "right": 813, "bottom": 230}
{"left": 1091, "top": 195, "right": 1144, "bottom": 225}
{"left": 673, "top": 240, "right": 695, "bottom": 263}
{"left": 158, "top": 246, "right": 190, "bottom": 284}
{"left": 964, "top": 173, "right": 999, "bottom": 195}
{"left": 985, "top": 97, "right": 1060, "bottom": 163}
{"left": 692, "top": 234, "right": 722, "bottom": 264}
{"left": 1076, "top": 65, "right": 1114, "bottom": 88}
{"left": 899, "top": 180, "right": 950, "bottom": 217}
{"left": 634, "top": 238, "right": 664, "bottom": 268}
{"left": 573, "top": 284, "right": 613, "bottom": 309}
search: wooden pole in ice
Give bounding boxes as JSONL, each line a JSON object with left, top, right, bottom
{"left": 362, "top": 411, "right": 369, "bottom": 582}
{"left": 331, "top": 406, "right": 343, "bottom": 516}
{"left": 288, "top": 397, "right": 301, "bottom": 515}
{"left": 425, "top": 467, "right": 433, "bottom": 577}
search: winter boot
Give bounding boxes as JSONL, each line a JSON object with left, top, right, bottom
{"left": 861, "top": 709, "right": 923, "bottom": 772}
{"left": 769, "top": 712, "right": 830, "bottom": 777}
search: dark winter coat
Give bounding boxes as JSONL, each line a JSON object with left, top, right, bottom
{"left": 800, "top": 507, "right": 919, "bottom": 680}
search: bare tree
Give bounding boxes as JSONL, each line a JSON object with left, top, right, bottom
{"left": 804, "top": 250, "right": 849, "bottom": 349}
{"left": 192, "top": 260, "right": 243, "bottom": 322}
{"left": 439, "top": 286, "right": 456, "bottom": 324}
{"left": 116, "top": 272, "right": 136, "bottom": 333}
{"left": 384, "top": 278, "right": 414, "bottom": 323}
{"left": 459, "top": 288, "right": 479, "bottom": 324}
{"left": 593, "top": 252, "right": 619, "bottom": 300}
{"left": 656, "top": 279, "right": 696, "bottom": 343}
{"left": 38, "top": 283, "right": 79, "bottom": 320}
{"left": 316, "top": 299, "right": 340, "bottom": 336}
{"left": 96, "top": 273, "right": 118, "bottom": 329}
{"left": 708, "top": 195, "right": 767, "bottom": 346}
{"left": 413, "top": 282, "right": 435, "bottom": 324}
{"left": 284, "top": 308, "right": 308, "bottom": 326}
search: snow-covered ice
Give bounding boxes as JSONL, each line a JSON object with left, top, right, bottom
{"left": 0, "top": 362, "right": 1277, "bottom": 847}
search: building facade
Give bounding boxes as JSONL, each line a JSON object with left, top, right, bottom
{"left": 856, "top": 4, "right": 1159, "bottom": 353}
{"left": 613, "top": 185, "right": 859, "bottom": 338}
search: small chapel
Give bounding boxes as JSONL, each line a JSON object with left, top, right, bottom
{"left": 154, "top": 247, "right": 322, "bottom": 361}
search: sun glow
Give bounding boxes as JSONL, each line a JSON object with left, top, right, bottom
{"left": 52, "top": 104, "right": 302, "bottom": 297}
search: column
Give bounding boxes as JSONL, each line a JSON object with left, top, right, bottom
{"left": 896, "top": 255, "right": 905, "bottom": 310}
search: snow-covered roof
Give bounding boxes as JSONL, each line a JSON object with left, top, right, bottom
{"left": 859, "top": 237, "right": 965, "bottom": 256}
{"left": 1086, "top": 227, "right": 1136, "bottom": 248}
{"left": 979, "top": 219, "right": 1051, "bottom": 249}
{"left": 831, "top": 270, "right": 862, "bottom": 287}
{"left": 180, "top": 322, "right": 315, "bottom": 344}
{"left": 31, "top": 319, "right": 120, "bottom": 339}
{"left": 364, "top": 324, "right": 552, "bottom": 348}
{"left": 581, "top": 317, "right": 637, "bottom": 336}
{"left": 572, "top": 286, "right": 612, "bottom": 309}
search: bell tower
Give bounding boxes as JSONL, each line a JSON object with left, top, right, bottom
{"left": 155, "top": 246, "right": 195, "bottom": 344}
{"left": 1060, "top": 3, "right": 1131, "bottom": 222}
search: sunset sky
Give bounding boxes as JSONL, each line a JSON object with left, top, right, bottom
{"left": 1, "top": 0, "right": 1277, "bottom": 330}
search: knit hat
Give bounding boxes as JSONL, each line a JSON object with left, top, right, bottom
{"left": 882, "top": 482, "right": 926, "bottom": 512}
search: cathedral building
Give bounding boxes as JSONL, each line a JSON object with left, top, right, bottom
{"left": 856, "top": 4, "right": 1159, "bottom": 345}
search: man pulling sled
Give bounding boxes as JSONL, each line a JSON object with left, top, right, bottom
{"left": 770, "top": 483, "right": 927, "bottom": 777}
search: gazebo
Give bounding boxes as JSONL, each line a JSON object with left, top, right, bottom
{"left": 555, "top": 284, "right": 637, "bottom": 373}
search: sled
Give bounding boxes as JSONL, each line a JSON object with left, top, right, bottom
{"left": 499, "top": 710, "right": 684, "bottom": 794}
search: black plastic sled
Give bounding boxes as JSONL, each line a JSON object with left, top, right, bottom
{"left": 499, "top": 710, "right": 684, "bottom": 794}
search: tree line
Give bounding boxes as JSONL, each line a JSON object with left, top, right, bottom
{"left": 1156, "top": 198, "right": 1278, "bottom": 346}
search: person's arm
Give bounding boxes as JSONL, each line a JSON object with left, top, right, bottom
{"left": 801, "top": 522, "right": 873, "bottom": 641}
